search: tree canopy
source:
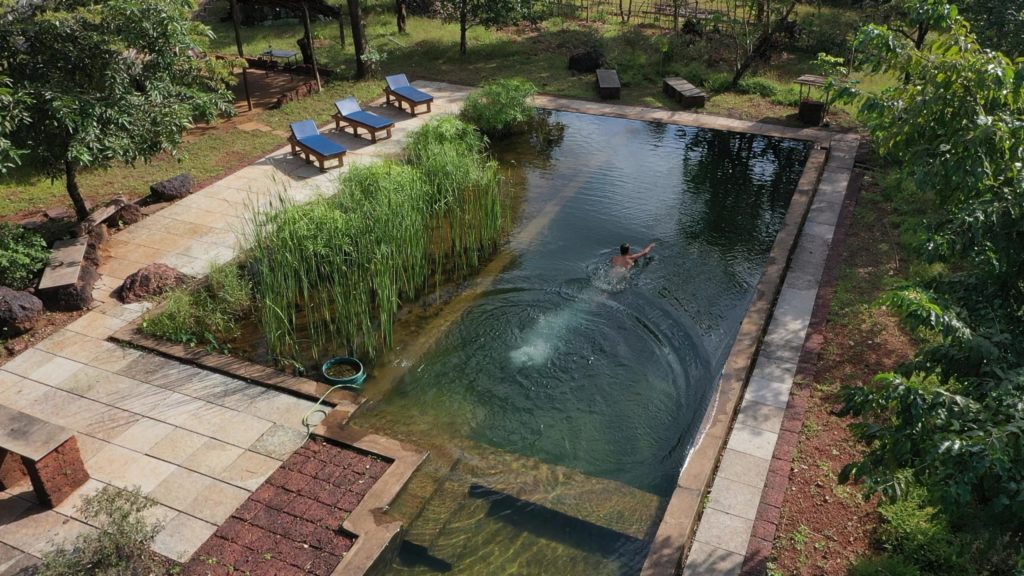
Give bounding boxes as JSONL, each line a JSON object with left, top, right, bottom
{"left": 836, "top": 0, "right": 1024, "bottom": 528}
{"left": 0, "top": 0, "right": 235, "bottom": 219}
{"left": 431, "top": 0, "right": 540, "bottom": 55}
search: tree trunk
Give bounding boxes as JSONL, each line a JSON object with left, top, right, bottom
{"left": 301, "top": 2, "right": 321, "bottom": 90}
{"left": 347, "top": 0, "right": 368, "bottom": 78}
{"left": 459, "top": 0, "right": 468, "bottom": 55}
{"left": 337, "top": 9, "right": 346, "bottom": 49}
{"left": 65, "top": 160, "right": 88, "bottom": 221}
{"left": 396, "top": 0, "right": 407, "bottom": 33}
{"left": 730, "top": 1, "right": 797, "bottom": 87}
{"left": 673, "top": 0, "right": 680, "bottom": 32}
{"left": 903, "top": 22, "right": 929, "bottom": 84}
{"left": 228, "top": 0, "right": 252, "bottom": 111}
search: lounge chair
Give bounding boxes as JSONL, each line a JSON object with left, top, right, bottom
{"left": 332, "top": 97, "right": 395, "bottom": 143}
{"left": 288, "top": 120, "right": 347, "bottom": 171}
{"left": 384, "top": 74, "right": 433, "bottom": 116}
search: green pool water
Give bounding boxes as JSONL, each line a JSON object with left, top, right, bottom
{"left": 349, "top": 111, "right": 811, "bottom": 575}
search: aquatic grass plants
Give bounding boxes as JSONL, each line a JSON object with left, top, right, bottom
{"left": 460, "top": 78, "right": 538, "bottom": 139}
{"left": 243, "top": 117, "right": 509, "bottom": 364}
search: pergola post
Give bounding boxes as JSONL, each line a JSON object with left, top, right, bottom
{"left": 229, "top": 0, "right": 253, "bottom": 111}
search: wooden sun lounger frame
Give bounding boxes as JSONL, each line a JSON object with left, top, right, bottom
{"left": 288, "top": 135, "right": 346, "bottom": 171}
{"left": 383, "top": 76, "right": 433, "bottom": 116}
{"left": 332, "top": 106, "right": 394, "bottom": 143}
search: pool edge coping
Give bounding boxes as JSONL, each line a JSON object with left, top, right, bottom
{"left": 665, "top": 136, "right": 861, "bottom": 575}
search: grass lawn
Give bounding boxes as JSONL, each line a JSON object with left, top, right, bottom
{"left": 1, "top": 3, "right": 889, "bottom": 219}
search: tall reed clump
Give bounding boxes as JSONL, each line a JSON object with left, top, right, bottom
{"left": 459, "top": 78, "right": 538, "bottom": 138}
{"left": 140, "top": 263, "right": 252, "bottom": 349}
{"left": 245, "top": 116, "right": 509, "bottom": 364}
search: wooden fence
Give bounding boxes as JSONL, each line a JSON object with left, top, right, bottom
{"left": 539, "top": 0, "right": 731, "bottom": 27}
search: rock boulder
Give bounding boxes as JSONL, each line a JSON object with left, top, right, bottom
{"left": 118, "top": 263, "right": 189, "bottom": 304}
{"left": 0, "top": 287, "right": 43, "bottom": 337}
{"left": 568, "top": 49, "right": 608, "bottom": 73}
{"left": 150, "top": 173, "right": 195, "bottom": 201}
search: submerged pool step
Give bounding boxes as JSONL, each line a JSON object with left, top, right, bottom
{"left": 400, "top": 439, "right": 664, "bottom": 558}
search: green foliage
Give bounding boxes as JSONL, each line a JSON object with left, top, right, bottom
{"left": 0, "top": 0, "right": 235, "bottom": 218}
{"left": 460, "top": 78, "right": 538, "bottom": 138}
{"left": 875, "top": 489, "right": 967, "bottom": 572}
{"left": 0, "top": 222, "right": 48, "bottom": 290}
{"left": 794, "top": 8, "right": 862, "bottom": 57}
{"left": 244, "top": 117, "right": 508, "bottom": 362}
{"left": 38, "top": 485, "right": 164, "bottom": 576}
{"left": 960, "top": 0, "right": 1024, "bottom": 57}
{"left": 0, "top": 76, "right": 28, "bottom": 174}
{"left": 849, "top": 555, "right": 922, "bottom": 576}
{"left": 141, "top": 264, "right": 251, "bottom": 350}
{"left": 843, "top": 10, "right": 1024, "bottom": 286}
{"left": 431, "top": 0, "right": 541, "bottom": 53}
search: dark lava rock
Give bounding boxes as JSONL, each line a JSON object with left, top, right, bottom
{"left": 107, "top": 202, "right": 144, "bottom": 228}
{"left": 118, "top": 263, "right": 189, "bottom": 304}
{"left": 150, "top": 173, "right": 195, "bottom": 201}
{"left": 568, "top": 49, "right": 607, "bottom": 73}
{"left": 0, "top": 286, "right": 44, "bottom": 337}
{"left": 84, "top": 224, "right": 108, "bottom": 268}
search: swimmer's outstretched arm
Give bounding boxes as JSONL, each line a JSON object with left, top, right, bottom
{"left": 628, "top": 242, "right": 656, "bottom": 262}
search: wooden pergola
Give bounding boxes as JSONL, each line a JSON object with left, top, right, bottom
{"left": 227, "top": 0, "right": 346, "bottom": 111}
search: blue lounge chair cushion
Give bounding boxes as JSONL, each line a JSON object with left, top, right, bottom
{"left": 336, "top": 97, "right": 363, "bottom": 116}
{"left": 385, "top": 74, "right": 411, "bottom": 89}
{"left": 344, "top": 110, "right": 393, "bottom": 129}
{"left": 290, "top": 120, "right": 320, "bottom": 140}
{"left": 296, "top": 134, "right": 346, "bottom": 157}
{"left": 391, "top": 85, "right": 433, "bottom": 104}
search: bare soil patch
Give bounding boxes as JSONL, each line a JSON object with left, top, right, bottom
{"left": 771, "top": 172, "right": 918, "bottom": 574}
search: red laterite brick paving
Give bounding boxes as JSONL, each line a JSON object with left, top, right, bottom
{"left": 184, "top": 438, "right": 390, "bottom": 576}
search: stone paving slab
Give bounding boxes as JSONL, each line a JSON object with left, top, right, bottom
{"left": 681, "top": 136, "right": 860, "bottom": 575}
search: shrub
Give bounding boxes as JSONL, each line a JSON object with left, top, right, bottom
{"left": 849, "top": 554, "right": 922, "bottom": 576}
{"left": 875, "top": 489, "right": 968, "bottom": 573}
{"left": 140, "top": 263, "right": 251, "bottom": 349}
{"left": 460, "top": 78, "right": 538, "bottom": 138}
{"left": 404, "top": 115, "right": 486, "bottom": 164}
{"left": 38, "top": 485, "right": 164, "bottom": 576}
{"left": 0, "top": 222, "right": 48, "bottom": 290}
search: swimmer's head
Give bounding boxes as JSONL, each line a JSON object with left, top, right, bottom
{"left": 619, "top": 243, "right": 630, "bottom": 255}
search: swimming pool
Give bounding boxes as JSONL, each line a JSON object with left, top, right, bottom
{"left": 349, "top": 110, "right": 811, "bottom": 575}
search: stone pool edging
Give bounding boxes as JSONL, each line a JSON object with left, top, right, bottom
{"left": 110, "top": 316, "right": 361, "bottom": 411}
{"left": 639, "top": 139, "right": 832, "bottom": 575}
{"left": 739, "top": 168, "right": 864, "bottom": 576}
{"left": 673, "top": 135, "right": 861, "bottom": 575}
{"left": 313, "top": 425, "right": 429, "bottom": 576}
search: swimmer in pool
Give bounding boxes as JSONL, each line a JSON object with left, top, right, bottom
{"left": 611, "top": 242, "right": 655, "bottom": 270}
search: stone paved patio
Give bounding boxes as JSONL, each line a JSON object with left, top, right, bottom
{"left": 0, "top": 82, "right": 470, "bottom": 573}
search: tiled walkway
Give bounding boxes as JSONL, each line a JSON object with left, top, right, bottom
{"left": 0, "top": 82, "right": 471, "bottom": 573}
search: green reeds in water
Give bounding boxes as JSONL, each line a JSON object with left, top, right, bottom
{"left": 243, "top": 117, "right": 510, "bottom": 364}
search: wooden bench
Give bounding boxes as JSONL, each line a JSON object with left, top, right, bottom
{"left": 0, "top": 405, "right": 89, "bottom": 507}
{"left": 596, "top": 69, "right": 621, "bottom": 99}
{"left": 663, "top": 77, "right": 707, "bottom": 108}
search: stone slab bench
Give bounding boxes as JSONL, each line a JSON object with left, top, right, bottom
{"left": 37, "top": 236, "right": 88, "bottom": 293}
{"left": 663, "top": 77, "right": 707, "bottom": 108}
{"left": 596, "top": 69, "right": 621, "bottom": 100}
{"left": 0, "top": 405, "right": 89, "bottom": 507}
